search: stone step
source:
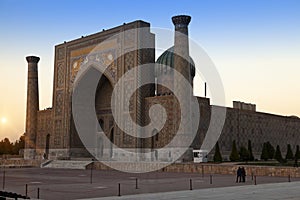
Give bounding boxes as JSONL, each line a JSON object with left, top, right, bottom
{"left": 41, "top": 160, "right": 93, "bottom": 169}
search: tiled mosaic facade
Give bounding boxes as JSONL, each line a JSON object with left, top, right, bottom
{"left": 25, "top": 16, "right": 300, "bottom": 161}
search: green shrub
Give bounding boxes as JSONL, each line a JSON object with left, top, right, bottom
{"left": 285, "top": 144, "right": 294, "bottom": 160}
{"left": 275, "top": 145, "right": 283, "bottom": 163}
{"left": 266, "top": 142, "right": 275, "bottom": 159}
{"left": 295, "top": 145, "right": 300, "bottom": 160}
{"left": 261, "top": 143, "right": 269, "bottom": 161}
{"left": 230, "top": 140, "right": 239, "bottom": 161}
{"left": 239, "top": 146, "right": 250, "bottom": 161}
{"left": 248, "top": 140, "right": 254, "bottom": 161}
{"left": 213, "top": 142, "right": 222, "bottom": 162}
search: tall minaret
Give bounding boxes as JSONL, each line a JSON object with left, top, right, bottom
{"left": 24, "top": 56, "right": 40, "bottom": 159}
{"left": 172, "top": 15, "right": 192, "bottom": 86}
{"left": 172, "top": 15, "right": 192, "bottom": 117}
{"left": 172, "top": 15, "right": 193, "bottom": 161}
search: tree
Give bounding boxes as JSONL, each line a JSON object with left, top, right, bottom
{"left": 295, "top": 145, "right": 300, "bottom": 160}
{"left": 266, "top": 142, "right": 275, "bottom": 160}
{"left": 230, "top": 140, "right": 239, "bottom": 161}
{"left": 0, "top": 134, "right": 25, "bottom": 155}
{"left": 285, "top": 144, "right": 294, "bottom": 160}
{"left": 239, "top": 146, "right": 250, "bottom": 161}
{"left": 275, "top": 145, "right": 283, "bottom": 163}
{"left": 12, "top": 134, "right": 25, "bottom": 155}
{"left": 261, "top": 142, "right": 269, "bottom": 161}
{"left": 0, "top": 138, "right": 13, "bottom": 155}
{"left": 261, "top": 142, "right": 275, "bottom": 161}
{"left": 248, "top": 140, "right": 254, "bottom": 161}
{"left": 213, "top": 142, "right": 222, "bottom": 162}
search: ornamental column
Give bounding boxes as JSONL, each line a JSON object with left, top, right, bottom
{"left": 24, "top": 56, "right": 40, "bottom": 159}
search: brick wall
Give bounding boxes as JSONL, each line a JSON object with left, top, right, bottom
{"left": 0, "top": 159, "right": 41, "bottom": 168}
{"left": 87, "top": 162, "right": 300, "bottom": 178}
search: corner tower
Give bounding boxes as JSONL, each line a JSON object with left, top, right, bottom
{"left": 24, "top": 56, "right": 40, "bottom": 159}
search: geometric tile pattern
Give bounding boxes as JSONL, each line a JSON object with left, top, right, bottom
{"left": 29, "top": 18, "right": 300, "bottom": 161}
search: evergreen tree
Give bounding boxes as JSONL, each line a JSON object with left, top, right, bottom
{"left": 248, "top": 140, "right": 254, "bottom": 161}
{"left": 239, "top": 146, "right": 250, "bottom": 161}
{"left": 213, "top": 142, "right": 222, "bottom": 162}
{"left": 295, "top": 145, "right": 300, "bottom": 160}
{"left": 275, "top": 145, "right": 283, "bottom": 163}
{"left": 285, "top": 144, "right": 294, "bottom": 160}
{"left": 266, "top": 142, "right": 275, "bottom": 159}
{"left": 230, "top": 140, "right": 240, "bottom": 161}
{"left": 261, "top": 142, "right": 269, "bottom": 161}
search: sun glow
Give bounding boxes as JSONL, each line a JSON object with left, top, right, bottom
{"left": 1, "top": 117, "right": 7, "bottom": 124}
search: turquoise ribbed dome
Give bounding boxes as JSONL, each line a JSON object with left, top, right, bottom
{"left": 156, "top": 46, "right": 195, "bottom": 77}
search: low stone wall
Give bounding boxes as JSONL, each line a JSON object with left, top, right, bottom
{"left": 1, "top": 155, "right": 23, "bottom": 159}
{"left": 0, "top": 159, "right": 41, "bottom": 168}
{"left": 2, "top": 159, "right": 300, "bottom": 178}
{"left": 88, "top": 162, "right": 300, "bottom": 178}
{"left": 88, "top": 161, "right": 168, "bottom": 173}
{"left": 163, "top": 163, "right": 300, "bottom": 177}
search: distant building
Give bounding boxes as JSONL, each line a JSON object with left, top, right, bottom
{"left": 24, "top": 15, "right": 300, "bottom": 161}
{"left": 233, "top": 101, "right": 256, "bottom": 112}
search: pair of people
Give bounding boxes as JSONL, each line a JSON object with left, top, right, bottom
{"left": 236, "top": 167, "right": 246, "bottom": 183}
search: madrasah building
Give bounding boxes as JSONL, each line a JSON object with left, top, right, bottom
{"left": 24, "top": 15, "right": 300, "bottom": 161}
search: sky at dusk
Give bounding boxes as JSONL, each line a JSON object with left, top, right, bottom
{"left": 0, "top": 0, "right": 299, "bottom": 141}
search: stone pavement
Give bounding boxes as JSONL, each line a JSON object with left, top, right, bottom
{"left": 2, "top": 168, "right": 300, "bottom": 200}
{"left": 83, "top": 181, "right": 300, "bottom": 200}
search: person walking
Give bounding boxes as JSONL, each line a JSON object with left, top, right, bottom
{"left": 241, "top": 167, "right": 246, "bottom": 182}
{"left": 236, "top": 167, "right": 242, "bottom": 183}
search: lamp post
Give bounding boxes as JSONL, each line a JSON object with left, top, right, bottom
{"left": 90, "top": 158, "right": 94, "bottom": 184}
{"left": 0, "top": 118, "right": 7, "bottom": 190}
{"left": 2, "top": 167, "right": 5, "bottom": 190}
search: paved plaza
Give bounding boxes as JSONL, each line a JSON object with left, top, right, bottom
{"left": 90, "top": 181, "right": 300, "bottom": 200}
{"left": 1, "top": 168, "right": 300, "bottom": 200}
